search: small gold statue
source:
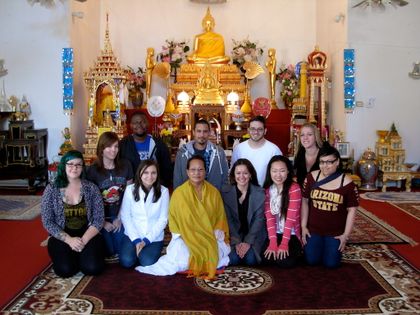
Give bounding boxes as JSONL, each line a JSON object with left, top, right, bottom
{"left": 265, "top": 48, "right": 277, "bottom": 108}
{"left": 59, "top": 127, "right": 73, "bottom": 155}
{"left": 193, "top": 62, "right": 224, "bottom": 105}
{"left": 145, "top": 47, "right": 156, "bottom": 103}
{"left": 103, "top": 108, "right": 114, "bottom": 128}
{"left": 187, "top": 7, "right": 230, "bottom": 65}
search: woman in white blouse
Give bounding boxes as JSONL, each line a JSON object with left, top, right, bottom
{"left": 119, "top": 160, "right": 169, "bottom": 268}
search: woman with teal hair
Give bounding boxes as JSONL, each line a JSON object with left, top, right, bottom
{"left": 41, "top": 150, "right": 105, "bottom": 277}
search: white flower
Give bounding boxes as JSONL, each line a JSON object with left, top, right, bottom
{"left": 174, "top": 46, "right": 183, "bottom": 54}
{"left": 237, "top": 47, "right": 246, "bottom": 55}
{"left": 171, "top": 53, "right": 181, "bottom": 61}
{"left": 244, "top": 55, "right": 252, "bottom": 62}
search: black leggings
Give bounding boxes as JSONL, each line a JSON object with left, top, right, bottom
{"left": 48, "top": 234, "right": 105, "bottom": 278}
{"left": 263, "top": 234, "right": 303, "bottom": 268}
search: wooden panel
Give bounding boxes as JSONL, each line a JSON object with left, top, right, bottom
{"left": 265, "top": 109, "right": 291, "bottom": 155}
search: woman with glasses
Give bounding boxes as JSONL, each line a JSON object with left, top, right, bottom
{"left": 293, "top": 123, "right": 324, "bottom": 188}
{"left": 41, "top": 150, "right": 105, "bottom": 277}
{"left": 137, "top": 155, "right": 230, "bottom": 279}
{"left": 86, "top": 131, "right": 133, "bottom": 261}
{"left": 301, "top": 145, "right": 359, "bottom": 268}
{"left": 221, "top": 158, "right": 266, "bottom": 266}
{"left": 118, "top": 159, "right": 169, "bottom": 268}
{"left": 263, "top": 155, "right": 303, "bottom": 268}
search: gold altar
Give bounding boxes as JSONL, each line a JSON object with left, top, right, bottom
{"left": 81, "top": 8, "right": 334, "bottom": 156}
{"left": 82, "top": 15, "right": 126, "bottom": 163}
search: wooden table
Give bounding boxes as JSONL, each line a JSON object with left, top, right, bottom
{"left": 381, "top": 171, "right": 413, "bottom": 192}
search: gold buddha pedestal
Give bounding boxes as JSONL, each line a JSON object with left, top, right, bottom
{"left": 187, "top": 8, "right": 230, "bottom": 66}
{"left": 193, "top": 63, "right": 224, "bottom": 105}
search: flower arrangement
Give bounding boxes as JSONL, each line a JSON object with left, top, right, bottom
{"left": 126, "top": 66, "right": 146, "bottom": 90}
{"left": 158, "top": 124, "right": 178, "bottom": 149}
{"left": 277, "top": 64, "right": 299, "bottom": 107}
{"left": 158, "top": 40, "right": 190, "bottom": 73}
{"left": 231, "top": 38, "right": 264, "bottom": 69}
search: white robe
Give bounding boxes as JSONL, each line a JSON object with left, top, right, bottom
{"left": 136, "top": 230, "right": 230, "bottom": 276}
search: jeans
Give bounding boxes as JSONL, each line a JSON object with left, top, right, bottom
{"left": 119, "top": 235, "right": 163, "bottom": 268}
{"left": 229, "top": 246, "right": 258, "bottom": 266}
{"left": 304, "top": 232, "right": 342, "bottom": 268}
{"left": 102, "top": 216, "right": 125, "bottom": 257}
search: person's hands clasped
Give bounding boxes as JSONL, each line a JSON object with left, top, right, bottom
{"left": 112, "top": 218, "right": 122, "bottom": 233}
{"left": 236, "top": 242, "right": 250, "bottom": 259}
{"left": 136, "top": 241, "right": 145, "bottom": 257}
{"left": 335, "top": 234, "right": 349, "bottom": 252}
{"left": 66, "top": 236, "right": 85, "bottom": 252}
{"left": 104, "top": 221, "right": 115, "bottom": 233}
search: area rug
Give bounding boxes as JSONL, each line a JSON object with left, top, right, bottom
{"left": 350, "top": 207, "right": 417, "bottom": 245}
{"left": 389, "top": 202, "right": 420, "bottom": 220}
{"left": 361, "top": 191, "right": 420, "bottom": 202}
{"left": 0, "top": 195, "right": 41, "bottom": 220}
{"left": 3, "top": 244, "right": 419, "bottom": 315}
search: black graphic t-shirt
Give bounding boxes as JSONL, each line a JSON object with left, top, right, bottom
{"left": 86, "top": 159, "right": 133, "bottom": 219}
{"left": 64, "top": 198, "right": 87, "bottom": 234}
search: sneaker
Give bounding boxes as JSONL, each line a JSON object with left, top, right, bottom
{"left": 105, "top": 254, "right": 119, "bottom": 263}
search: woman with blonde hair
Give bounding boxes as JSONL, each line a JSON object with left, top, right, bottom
{"left": 293, "top": 123, "right": 324, "bottom": 187}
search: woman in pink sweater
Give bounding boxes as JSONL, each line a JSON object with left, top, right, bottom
{"left": 263, "top": 155, "right": 302, "bottom": 268}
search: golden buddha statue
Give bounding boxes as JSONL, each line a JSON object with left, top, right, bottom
{"left": 96, "top": 84, "right": 115, "bottom": 126}
{"left": 193, "top": 62, "right": 224, "bottom": 105}
{"left": 187, "top": 8, "right": 230, "bottom": 65}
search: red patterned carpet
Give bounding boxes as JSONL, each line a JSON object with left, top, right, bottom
{"left": 350, "top": 207, "right": 414, "bottom": 244}
{"left": 3, "top": 244, "right": 418, "bottom": 315}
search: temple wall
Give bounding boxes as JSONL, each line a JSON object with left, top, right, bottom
{"left": 347, "top": 0, "right": 420, "bottom": 165}
{"left": 0, "top": 0, "right": 71, "bottom": 160}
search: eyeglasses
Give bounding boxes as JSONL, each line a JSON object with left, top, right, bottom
{"left": 66, "top": 163, "right": 83, "bottom": 169}
{"left": 249, "top": 127, "right": 264, "bottom": 133}
{"left": 319, "top": 158, "right": 338, "bottom": 166}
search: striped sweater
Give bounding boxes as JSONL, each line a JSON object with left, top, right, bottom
{"left": 265, "top": 182, "right": 302, "bottom": 251}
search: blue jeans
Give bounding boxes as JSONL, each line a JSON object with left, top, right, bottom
{"left": 119, "top": 235, "right": 163, "bottom": 268}
{"left": 304, "top": 233, "right": 342, "bottom": 268}
{"left": 229, "top": 246, "right": 258, "bottom": 266}
{"left": 102, "top": 216, "right": 125, "bottom": 257}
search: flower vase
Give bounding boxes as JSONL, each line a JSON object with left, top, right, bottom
{"left": 283, "top": 98, "right": 293, "bottom": 109}
{"left": 357, "top": 149, "right": 379, "bottom": 191}
{"left": 129, "top": 88, "right": 144, "bottom": 108}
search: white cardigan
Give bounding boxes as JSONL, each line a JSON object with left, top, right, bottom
{"left": 120, "top": 184, "right": 169, "bottom": 244}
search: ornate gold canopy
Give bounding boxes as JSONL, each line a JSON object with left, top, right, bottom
{"left": 83, "top": 14, "right": 126, "bottom": 129}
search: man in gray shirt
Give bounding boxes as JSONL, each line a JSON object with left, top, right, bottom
{"left": 173, "top": 119, "right": 229, "bottom": 190}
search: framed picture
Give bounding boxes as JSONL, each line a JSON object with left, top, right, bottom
{"left": 336, "top": 142, "right": 350, "bottom": 158}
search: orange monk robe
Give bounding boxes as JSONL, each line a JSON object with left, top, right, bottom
{"left": 169, "top": 180, "right": 229, "bottom": 279}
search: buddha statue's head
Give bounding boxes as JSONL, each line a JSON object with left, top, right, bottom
{"left": 187, "top": 7, "right": 230, "bottom": 65}
{"left": 202, "top": 7, "right": 215, "bottom": 32}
